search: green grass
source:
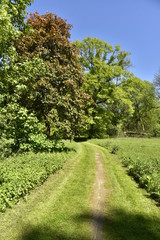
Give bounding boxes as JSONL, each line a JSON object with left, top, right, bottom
{"left": 89, "top": 137, "right": 160, "bottom": 159}
{"left": 90, "top": 143, "right": 160, "bottom": 240}
{"left": 90, "top": 138, "right": 160, "bottom": 202}
{"left": 0, "top": 143, "right": 96, "bottom": 240}
{"left": 0, "top": 140, "right": 160, "bottom": 240}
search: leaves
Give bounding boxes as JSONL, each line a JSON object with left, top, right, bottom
{"left": 75, "top": 37, "right": 132, "bottom": 137}
{"left": 0, "top": 149, "right": 76, "bottom": 212}
{"left": 13, "top": 12, "right": 90, "bottom": 139}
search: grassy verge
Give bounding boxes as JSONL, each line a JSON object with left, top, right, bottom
{"left": 90, "top": 142, "right": 160, "bottom": 240}
{"left": 0, "top": 142, "right": 96, "bottom": 240}
{"left": 90, "top": 138, "right": 160, "bottom": 203}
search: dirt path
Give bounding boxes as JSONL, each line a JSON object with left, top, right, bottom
{"left": 91, "top": 151, "right": 106, "bottom": 240}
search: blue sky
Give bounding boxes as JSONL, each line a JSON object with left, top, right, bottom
{"left": 27, "top": 0, "right": 160, "bottom": 82}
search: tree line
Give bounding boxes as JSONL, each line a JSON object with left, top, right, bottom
{"left": 0, "top": 0, "right": 160, "bottom": 156}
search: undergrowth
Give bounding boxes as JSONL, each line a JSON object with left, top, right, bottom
{"left": 0, "top": 141, "right": 77, "bottom": 212}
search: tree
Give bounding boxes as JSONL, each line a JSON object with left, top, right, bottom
{"left": 74, "top": 37, "right": 131, "bottom": 137}
{"left": 14, "top": 12, "right": 90, "bottom": 139}
{"left": 154, "top": 68, "right": 160, "bottom": 98}
{"left": 0, "top": 0, "right": 33, "bottom": 61}
{"left": 0, "top": 0, "right": 47, "bottom": 154}
{"left": 123, "top": 76, "right": 158, "bottom": 134}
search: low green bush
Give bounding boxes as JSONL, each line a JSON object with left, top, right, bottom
{"left": 0, "top": 148, "right": 76, "bottom": 212}
{"left": 122, "top": 156, "right": 160, "bottom": 202}
{"left": 111, "top": 145, "right": 120, "bottom": 154}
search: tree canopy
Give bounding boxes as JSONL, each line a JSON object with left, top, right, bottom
{"left": 0, "top": 0, "right": 159, "bottom": 156}
{"left": 14, "top": 12, "right": 90, "bottom": 139}
{"left": 74, "top": 37, "right": 159, "bottom": 137}
{"left": 74, "top": 37, "right": 131, "bottom": 137}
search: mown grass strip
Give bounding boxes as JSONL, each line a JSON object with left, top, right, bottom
{"left": 0, "top": 142, "right": 96, "bottom": 240}
{"left": 91, "top": 143, "right": 160, "bottom": 240}
{"left": 90, "top": 138, "right": 160, "bottom": 203}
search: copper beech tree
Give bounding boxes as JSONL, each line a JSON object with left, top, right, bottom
{"left": 15, "top": 12, "right": 90, "bottom": 139}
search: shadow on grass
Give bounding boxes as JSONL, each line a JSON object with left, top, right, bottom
{"left": 20, "top": 208, "right": 160, "bottom": 240}
{"left": 75, "top": 209, "right": 160, "bottom": 240}
{"left": 20, "top": 226, "right": 89, "bottom": 240}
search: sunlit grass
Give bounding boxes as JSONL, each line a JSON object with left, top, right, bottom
{"left": 91, "top": 141, "right": 160, "bottom": 240}
{"left": 90, "top": 138, "right": 160, "bottom": 203}
{"left": 1, "top": 140, "right": 160, "bottom": 240}
{"left": 0, "top": 143, "right": 96, "bottom": 240}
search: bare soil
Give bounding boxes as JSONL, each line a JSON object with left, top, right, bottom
{"left": 91, "top": 151, "right": 106, "bottom": 240}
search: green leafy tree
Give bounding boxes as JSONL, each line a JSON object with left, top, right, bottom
{"left": 14, "top": 12, "right": 90, "bottom": 139}
{"left": 74, "top": 37, "right": 131, "bottom": 137}
{"left": 0, "top": 56, "right": 47, "bottom": 153}
{"left": 153, "top": 68, "right": 160, "bottom": 136}
{"left": 0, "top": 0, "right": 33, "bottom": 61}
{"left": 123, "top": 76, "right": 158, "bottom": 134}
{"left": 0, "top": 0, "right": 45, "bottom": 154}
{"left": 154, "top": 68, "right": 160, "bottom": 98}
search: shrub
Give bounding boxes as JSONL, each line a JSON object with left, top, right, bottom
{"left": 0, "top": 149, "right": 76, "bottom": 212}
{"left": 111, "top": 145, "right": 120, "bottom": 154}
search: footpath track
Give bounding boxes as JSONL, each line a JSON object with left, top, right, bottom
{"left": 0, "top": 142, "right": 160, "bottom": 240}
{"left": 91, "top": 151, "right": 106, "bottom": 240}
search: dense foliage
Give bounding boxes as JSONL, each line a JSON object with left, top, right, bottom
{"left": 0, "top": 0, "right": 160, "bottom": 155}
{"left": 14, "top": 12, "right": 90, "bottom": 139}
{"left": 0, "top": 147, "right": 77, "bottom": 212}
{"left": 0, "top": 5, "right": 89, "bottom": 155}
{"left": 74, "top": 38, "right": 159, "bottom": 138}
{"left": 74, "top": 37, "right": 131, "bottom": 137}
{"left": 90, "top": 138, "right": 160, "bottom": 203}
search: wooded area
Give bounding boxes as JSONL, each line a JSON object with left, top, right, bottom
{"left": 0, "top": 0, "right": 160, "bottom": 157}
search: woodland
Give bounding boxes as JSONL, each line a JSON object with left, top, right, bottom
{"left": 0, "top": 0, "right": 160, "bottom": 157}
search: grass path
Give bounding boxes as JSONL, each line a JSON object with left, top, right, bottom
{"left": 94, "top": 144, "right": 160, "bottom": 240}
{"left": 0, "top": 143, "right": 96, "bottom": 240}
{"left": 91, "top": 151, "right": 106, "bottom": 240}
{"left": 0, "top": 142, "right": 160, "bottom": 240}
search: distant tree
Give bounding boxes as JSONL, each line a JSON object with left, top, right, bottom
{"left": 74, "top": 37, "right": 131, "bottom": 137}
{"left": 123, "top": 76, "right": 158, "bottom": 134}
{"left": 154, "top": 68, "right": 160, "bottom": 98}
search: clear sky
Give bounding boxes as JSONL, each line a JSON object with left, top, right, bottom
{"left": 27, "top": 0, "right": 160, "bottom": 82}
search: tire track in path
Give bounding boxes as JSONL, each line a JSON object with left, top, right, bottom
{"left": 91, "top": 151, "right": 106, "bottom": 240}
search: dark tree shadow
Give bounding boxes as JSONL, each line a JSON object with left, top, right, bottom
{"left": 19, "top": 204, "right": 160, "bottom": 240}
{"left": 75, "top": 209, "right": 160, "bottom": 240}
{"left": 20, "top": 208, "right": 160, "bottom": 240}
{"left": 20, "top": 225, "right": 89, "bottom": 240}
